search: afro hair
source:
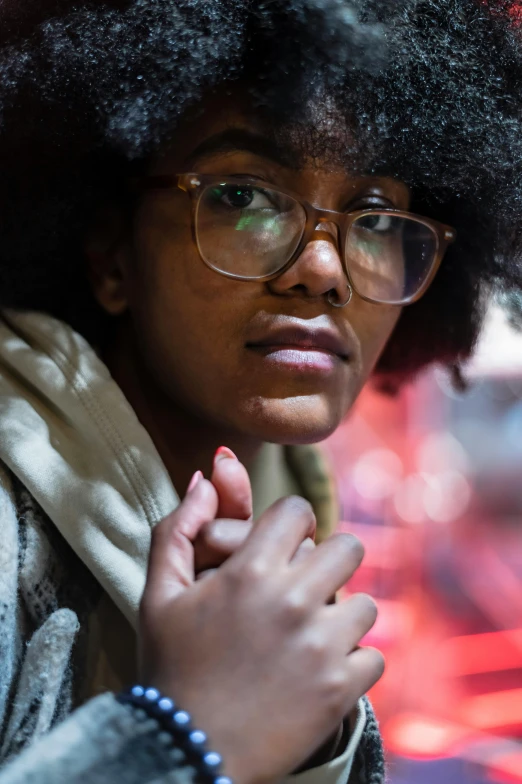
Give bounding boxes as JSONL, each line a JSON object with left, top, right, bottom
{"left": 0, "top": 0, "right": 522, "bottom": 389}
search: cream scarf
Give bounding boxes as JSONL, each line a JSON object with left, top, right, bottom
{"left": 0, "top": 310, "right": 337, "bottom": 628}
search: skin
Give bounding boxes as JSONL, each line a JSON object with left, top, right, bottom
{"left": 141, "top": 470, "right": 384, "bottom": 784}
{"left": 88, "top": 90, "right": 406, "bottom": 492}
{"left": 85, "top": 89, "right": 412, "bottom": 781}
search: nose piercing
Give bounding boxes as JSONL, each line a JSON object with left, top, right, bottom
{"left": 327, "top": 283, "right": 353, "bottom": 308}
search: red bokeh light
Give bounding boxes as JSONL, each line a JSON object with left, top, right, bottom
{"left": 324, "top": 324, "right": 522, "bottom": 783}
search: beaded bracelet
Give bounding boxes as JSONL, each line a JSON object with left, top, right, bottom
{"left": 117, "top": 685, "right": 233, "bottom": 784}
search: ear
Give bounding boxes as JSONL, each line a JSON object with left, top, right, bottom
{"left": 85, "top": 203, "right": 130, "bottom": 316}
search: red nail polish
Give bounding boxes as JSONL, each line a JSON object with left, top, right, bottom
{"left": 186, "top": 470, "right": 203, "bottom": 493}
{"left": 214, "top": 446, "right": 238, "bottom": 463}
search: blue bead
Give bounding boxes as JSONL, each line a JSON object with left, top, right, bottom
{"left": 189, "top": 729, "right": 207, "bottom": 746}
{"left": 131, "top": 685, "right": 145, "bottom": 698}
{"left": 172, "top": 710, "right": 191, "bottom": 729}
{"left": 144, "top": 688, "right": 160, "bottom": 702}
{"left": 203, "top": 751, "right": 222, "bottom": 769}
{"left": 215, "top": 777, "right": 233, "bottom": 784}
{"left": 157, "top": 697, "right": 175, "bottom": 713}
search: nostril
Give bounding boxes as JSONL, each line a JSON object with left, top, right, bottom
{"left": 327, "top": 284, "right": 353, "bottom": 309}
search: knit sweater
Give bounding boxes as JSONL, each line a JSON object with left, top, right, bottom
{"left": 0, "top": 311, "right": 385, "bottom": 784}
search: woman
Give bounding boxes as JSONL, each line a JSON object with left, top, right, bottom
{"left": 0, "top": 1, "right": 521, "bottom": 783}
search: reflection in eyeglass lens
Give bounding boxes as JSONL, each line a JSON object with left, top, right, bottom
{"left": 347, "top": 215, "right": 437, "bottom": 304}
{"left": 196, "top": 184, "right": 438, "bottom": 300}
{"left": 197, "top": 183, "right": 305, "bottom": 277}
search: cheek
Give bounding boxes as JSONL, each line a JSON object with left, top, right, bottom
{"left": 129, "top": 199, "right": 221, "bottom": 326}
{"left": 120, "top": 199, "right": 403, "bottom": 441}
{"left": 124, "top": 204, "right": 252, "bottom": 397}
{"left": 350, "top": 302, "right": 402, "bottom": 377}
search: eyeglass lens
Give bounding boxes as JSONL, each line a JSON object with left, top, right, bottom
{"left": 195, "top": 181, "right": 438, "bottom": 303}
{"left": 346, "top": 213, "right": 438, "bottom": 305}
{"left": 196, "top": 183, "right": 305, "bottom": 278}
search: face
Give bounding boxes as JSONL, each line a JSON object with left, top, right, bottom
{"left": 89, "top": 92, "right": 408, "bottom": 445}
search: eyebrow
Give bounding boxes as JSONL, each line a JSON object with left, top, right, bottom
{"left": 184, "top": 128, "right": 298, "bottom": 168}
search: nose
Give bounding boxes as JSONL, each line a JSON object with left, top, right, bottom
{"left": 267, "top": 221, "right": 351, "bottom": 307}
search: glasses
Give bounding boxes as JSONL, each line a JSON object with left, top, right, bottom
{"left": 132, "top": 172, "right": 456, "bottom": 306}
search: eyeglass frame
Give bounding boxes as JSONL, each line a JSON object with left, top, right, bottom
{"left": 130, "top": 172, "right": 457, "bottom": 306}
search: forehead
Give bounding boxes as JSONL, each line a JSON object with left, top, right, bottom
{"left": 151, "top": 87, "right": 374, "bottom": 175}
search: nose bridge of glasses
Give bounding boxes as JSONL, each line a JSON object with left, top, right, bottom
{"left": 313, "top": 218, "right": 340, "bottom": 243}
{"left": 310, "top": 219, "right": 345, "bottom": 265}
{"left": 305, "top": 218, "right": 350, "bottom": 284}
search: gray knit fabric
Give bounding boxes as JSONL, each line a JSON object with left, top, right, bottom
{"left": 0, "top": 469, "right": 198, "bottom": 784}
{"left": 348, "top": 698, "right": 386, "bottom": 784}
{"left": 0, "top": 465, "right": 386, "bottom": 783}
{"left": 0, "top": 694, "right": 198, "bottom": 784}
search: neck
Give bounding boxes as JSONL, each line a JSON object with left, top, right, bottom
{"left": 103, "top": 324, "right": 262, "bottom": 494}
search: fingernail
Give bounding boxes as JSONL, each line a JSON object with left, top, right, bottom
{"left": 214, "top": 446, "right": 238, "bottom": 464}
{"left": 186, "top": 470, "right": 203, "bottom": 493}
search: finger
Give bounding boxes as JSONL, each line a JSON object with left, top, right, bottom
{"left": 211, "top": 447, "right": 253, "bottom": 520}
{"left": 195, "top": 520, "right": 314, "bottom": 573}
{"left": 194, "top": 519, "right": 254, "bottom": 572}
{"left": 196, "top": 568, "right": 218, "bottom": 581}
{"left": 320, "top": 593, "right": 378, "bottom": 654}
{"left": 288, "top": 534, "right": 364, "bottom": 605}
{"left": 145, "top": 476, "right": 219, "bottom": 603}
{"left": 343, "top": 646, "right": 385, "bottom": 708}
{"left": 231, "top": 495, "right": 316, "bottom": 569}
{"left": 290, "top": 536, "right": 316, "bottom": 564}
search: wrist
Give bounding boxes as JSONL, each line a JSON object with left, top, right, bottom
{"left": 118, "top": 685, "right": 234, "bottom": 784}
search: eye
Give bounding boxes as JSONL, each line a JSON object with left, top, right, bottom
{"left": 211, "top": 185, "right": 275, "bottom": 210}
{"left": 357, "top": 213, "right": 395, "bottom": 233}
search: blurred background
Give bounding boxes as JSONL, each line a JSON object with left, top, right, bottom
{"left": 324, "top": 301, "right": 522, "bottom": 784}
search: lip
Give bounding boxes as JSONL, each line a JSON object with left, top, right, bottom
{"left": 245, "top": 321, "right": 352, "bottom": 360}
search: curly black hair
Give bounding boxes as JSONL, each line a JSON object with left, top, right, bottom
{"left": 1, "top": 0, "right": 522, "bottom": 390}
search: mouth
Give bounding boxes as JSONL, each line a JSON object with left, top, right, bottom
{"left": 245, "top": 321, "right": 352, "bottom": 373}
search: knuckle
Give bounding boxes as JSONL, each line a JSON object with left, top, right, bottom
{"left": 301, "top": 632, "right": 329, "bottom": 662}
{"left": 241, "top": 558, "right": 269, "bottom": 582}
{"left": 280, "top": 590, "right": 309, "bottom": 626}
{"left": 225, "top": 557, "right": 268, "bottom": 587}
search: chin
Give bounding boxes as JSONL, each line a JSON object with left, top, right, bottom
{"left": 242, "top": 394, "right": 349, "bottom": 446}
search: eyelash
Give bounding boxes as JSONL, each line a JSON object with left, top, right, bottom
{"left": 206, "top": 173, "right": 399, "bottom": 212}
{"left": 347, "top": 196, "right": 396, "bottom": 212}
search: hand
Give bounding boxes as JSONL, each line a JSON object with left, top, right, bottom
{"left": 194, "top": 450, "right": 337, "bottom": 771}
{"left": 193, "top": 450, "right": 340, "bottom": 769}
{"left": 193, "top": 447, "right": 253, "bottom": 576}
{"left": 139, "top": 477, "right": 383, "bottom": 784}
{"left": 193, "top": 447, "right": 315, "bottom": 575}
{"left": 192, "top": 450, "right": 326, "bottom": 605}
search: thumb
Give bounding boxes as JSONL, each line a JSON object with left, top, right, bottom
{"left": 211, "top": 446, "right": 253, "bottom": 520}
{"left": 145, "top": 474, "right": 219, "bottom": 604}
